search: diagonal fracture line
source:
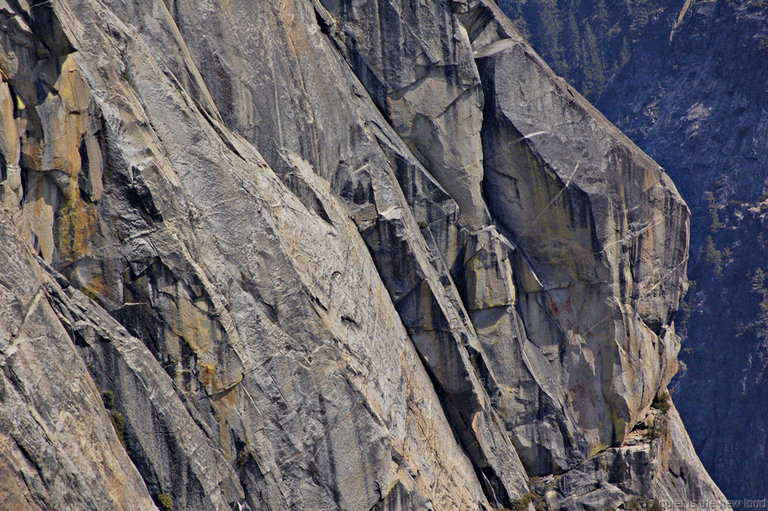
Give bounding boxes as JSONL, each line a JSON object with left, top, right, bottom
{"left": 522, "top": 159, "right": 582, "bottom": 235}
{"left": 513, "top": 130, "right": 549, "bottom": 143}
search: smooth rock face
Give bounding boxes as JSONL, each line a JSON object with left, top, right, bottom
{"left": 0, "top": 0, "right": 728, "bottom": 509}
{"left": 477, "top": 30, "right": 688, "bottom": 456}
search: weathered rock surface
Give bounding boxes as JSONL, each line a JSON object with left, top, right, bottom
{"left": 0, "top": 210, "right": 158, "bottom": 510}
{"left": 0, "top": 0, "right": 729, "bottom": 509}
{"left": 554, "top": 404, "right": 732, "bottom": 511}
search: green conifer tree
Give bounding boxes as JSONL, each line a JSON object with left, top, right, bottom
{"left": 581, "top": 23, "right": 604, "bottom": 98}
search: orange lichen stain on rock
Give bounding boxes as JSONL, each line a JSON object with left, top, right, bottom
{"left": 55, "top": 180, "right": 99, "bottom": 263}
{"left": 161, "top": 285, "right": 245, "bottom": 396}
{"left": 56, "top": 56, "right": 91, "bottom": 110}
{"left": 213, "top": 384, "right": 239, "bottom": 408}
{"left": 15, "top": 55, "right": 98, "bottom": 266}
{"left": 19, "top": 173, "right": 58, "bottom": 261}
{"left": 199, "top": 361, "right": 216, "bottom": 390}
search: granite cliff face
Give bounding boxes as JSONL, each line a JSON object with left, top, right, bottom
{"left": 595, "top": 1, "right": 768, "bottom": 500}
{"left": 0, "top": 0, "right": 728, "bottom": 509}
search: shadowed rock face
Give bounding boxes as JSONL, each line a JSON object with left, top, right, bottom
{"left": 0, "top": 0, "right": 728, "bottom": 509}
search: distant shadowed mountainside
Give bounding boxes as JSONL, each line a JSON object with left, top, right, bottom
{"left": 501, "top": 0, "right": 768, "bottom": 500}
{"left": 499, "top": 0, "right": 669, "bottom": 100}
